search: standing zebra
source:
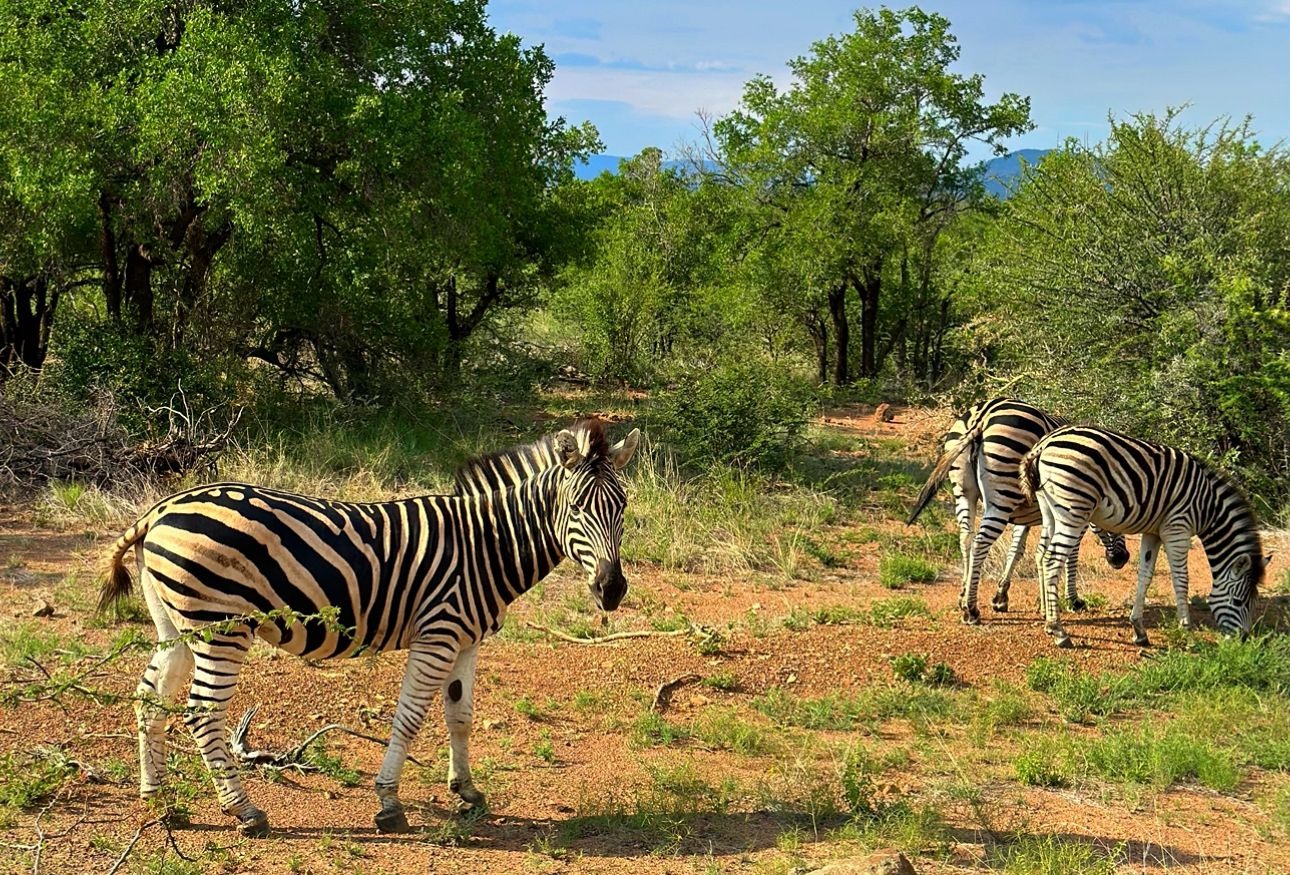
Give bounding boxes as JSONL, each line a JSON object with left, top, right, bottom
{"left": 1021, "top": 425, "right": 1267, "bottom": 648}
{"left": 907, "top": 398, "right": 1129, "bottom": 624}
{"left": 98, "top": 420, "right": 640, "bottom": 836}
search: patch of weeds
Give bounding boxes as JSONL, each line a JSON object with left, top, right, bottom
{"left": 424, "top": 806, "right": 488, "bottom": 846}
{"left": 0, "top": 749, "right": 77, "bottom": 810}
{"left": 1135, "top": 635, "right": 1290, "bottom": 697}
{"left": 514, "top": 696, "right": 545, "bottom": 721}
{"left": 631, "top": 711, "right": 692, "bottom": 747}
{"left": 702, "top": 672, "right": 739, "bottom": 692}
{"left": 781, "top": 608, "right": 810, "bottom": 632}
{"left": 571, "top": 689, "right": 604, "bottom": 712}
{"left": 867, "top": 597, "right": 932, "bottom": 628}
{"left": 1014, "top": 741, "right": 1074, "bottom": 788}
{"left": 1268, "top": 784, "right": 1290, "bottom": 835}
{"left": 303, "top": 740, "right": 362, "bottom": 787}
{"left": 527, "top": 830, "right": 571, "bottom": 860}
{"left": 878, "top": 554, "right": 938, "bottom": 589}
{"left": 891, "top": 653, "right": 929, "bottom": 683}
{"left": 0, "top": 623, "right": 83, "bottom": 667}
{"left": 1084, "top": 724, "right": 1239, "bottom": 791}
{"left": 810, "top": 604, "right": 865, "bottom": 625}
{"left": 753, "top": 684, "right": 958, "bottom": 731}
{"left": 993, "top": 834, "right": 1123, "bottom": 874}
{"left": 694, "top": 709, "right": 772, "bottom": 755}
{"left": 534, "top": 730, "right": 556, "bottom": 764}
{"left": 131, "top": 852, "right": 205, "bottom": 875}
{"left": 972, "top": 682, "right": 1034, "bottom": 741}
{"left": 1025, "top": 657, "right": 1133, "bottom": 724}
{"left": 650, "top": 612, "right": 691, "bottom": 633}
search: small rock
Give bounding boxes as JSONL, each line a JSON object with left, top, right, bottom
{"left": 807, "top": 850, "right": 916, "bottom": 875}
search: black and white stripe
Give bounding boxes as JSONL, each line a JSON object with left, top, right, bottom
{"left": 908, "top": 399, "right": 1129, "bottom": 623}
{"left": 1020, "top": 424, "right": 1266, "bottom": 648}
{"left": 99, "top": 420, "right": 640, "bottom": 836}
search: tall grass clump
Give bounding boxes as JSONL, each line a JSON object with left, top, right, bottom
{"left": 1083, "top": 724, "right": 1240, "bottom": 791}
{"left": 878, "top": 554, "right": 938, "bottom": 589}
{"left": 994, "top": 834, "right": 1122, "bottom": 875}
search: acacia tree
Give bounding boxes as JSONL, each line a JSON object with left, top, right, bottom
{"left": 713, "top": 6, "right": 1030, "bottom": 383}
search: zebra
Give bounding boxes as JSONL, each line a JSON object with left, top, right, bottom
{"left": 907, "top": 398, "right": 1130, "bottom": 624}
{"left": 98, "top": 420, "right": 640, "bottom": 837}
{"left": 1020, "top": 424, "right": 1268, "bottom": 648}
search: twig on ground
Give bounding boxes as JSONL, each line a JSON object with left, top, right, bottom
{"left": 228, "top": 705, "right": 424, "bottom": 770}
{"left": 524, "top": 621, "right": 720, "bottom": 648}
{"left": 104, "top": 819, "right": 161, "bottom": 875}
{"left": 651, "top": 674, "right": 701, "bottom": 713}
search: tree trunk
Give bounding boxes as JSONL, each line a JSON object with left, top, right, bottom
{"left": 124, "top": 243, "right": 154, "bottom": 333}
{"left": 857, "top": 257, "right": 882, "bottom": 378}
{"left": 173, "top": 219, "right": 231, "bottom": 346}
{"left": 828, "top": 283, "right": 849, "bottom": 385}
{"left": 805, "top": 312, "right": 829, "bottom": 385}
{"left": 0, "top": 275, "right": 59, "bottom": 375}
{"left": 99, "top": 192, "right": 122, "bottom": 321}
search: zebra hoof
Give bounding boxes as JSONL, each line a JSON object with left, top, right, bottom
{"left": 450, "top": 779, "right": 486, "bottom": 810}
{"left": 991, "top": 595, "right": 1009, "bottom": 612}
{"left": 961, "top": 607, "right": 981, "bottom": 625}
{"left": 1069, "top": 597, "right": 1088, "bottom": 612}
{"left": 1051, "top": 632, "right": 1074, "bottom": 649}
{"left": 236, "top": 808, "right": 270, "bottom": 838}
{"left": 1132, "top": 633, "right": 1150, "bottom": 648}
{"left": 374, "top": 805, "right": 410, "bottom": 834}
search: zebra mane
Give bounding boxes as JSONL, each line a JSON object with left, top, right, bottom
{"left": 452, "top": 419, "right": 610, "bottom": 498}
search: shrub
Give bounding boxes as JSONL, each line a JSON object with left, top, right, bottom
{"left": 891, "top": 653, "right": 929, "bottom": 683}
{"left": 649, "top": 359, "right": 815, "bottom": 470}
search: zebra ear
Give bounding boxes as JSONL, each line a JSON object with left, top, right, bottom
{"left": 1264, "top": 553, "right": 1274, "bottom": 569}
{"left": 608, "top": 428, "right": 641, "bottom": 471}
{"left": 553, "top": 430, "right": 584, "bottom": 470}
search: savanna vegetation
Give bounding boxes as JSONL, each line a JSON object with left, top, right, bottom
{"left": 2, "top": 2, "right": 1290, "bottom": 873}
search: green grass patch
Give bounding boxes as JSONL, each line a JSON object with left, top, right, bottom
{"left": 878, "top": 554, "right": 938, "bottom": 589}
{"left": 303, "top": 740, "right": 362, "bottom": 787}
{"left": 1083, "top": 724, "right": 1240, "bottom": 791}
{"left": 693, "top": 709, "right": 773, "bottom": 755}
{"left": 0, "top": 749, "right": 78, "bottom": 810}
{"left": 631, "top": 711, "right": 692, "bottom": 747}
{"left": 867, "top": 597, "right": 933, "bottom": 628}
{"left": 752, "top": 684, "right": 958, "bottom": 731}
{"left": 994, "top": 834, "right": 1122, "bottom": 874}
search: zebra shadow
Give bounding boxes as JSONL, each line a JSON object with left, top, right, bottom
{"left": 949, "top": 827, "right": 1218, "bottom": 869}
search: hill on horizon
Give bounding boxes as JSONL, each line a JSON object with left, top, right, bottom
{"left": 573, "top": 148, "right": 1053, "bottom": 198}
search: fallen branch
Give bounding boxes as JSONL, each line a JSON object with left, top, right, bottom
{"left": 229, "top": 705, "right": 424, "bottom": 770}
{"left": 104, "top": 819, "right": 161, "bottom": 875}
{"left": 524, "top": 621, "right": 720, "bottom": 649}
{"left": 651, "top": 674, "right": 701, "bottom": 713}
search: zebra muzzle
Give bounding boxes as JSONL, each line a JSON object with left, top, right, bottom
{"left": 592, "top": 559, "right": 627, "bottom": 611}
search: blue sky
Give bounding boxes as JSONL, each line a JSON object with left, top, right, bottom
{"left": 486, "top": 0, "right": 1290, "bottom": 160}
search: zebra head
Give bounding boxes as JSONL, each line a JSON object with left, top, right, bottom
{"left": 1210, "top": 550, "right": 1269, "bottom": 637}
{"left": 552, "top": 423, "right": 641, "bottom": 612}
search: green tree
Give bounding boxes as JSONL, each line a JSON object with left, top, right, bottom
{"left": 712, "top": 6, "right": 1031, "bottom": 384}
{"left": 978, "top": 111, "right": 1290, "bottom": 507}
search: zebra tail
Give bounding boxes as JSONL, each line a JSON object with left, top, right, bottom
{"left": 906, "top": 427, "right": 981, "bottom": 526}
{"left": 1019, "top": 445, "right": 1043, "bottom": 507}
{"left": 98, "top": 514, "right": 152, "bottom": 613}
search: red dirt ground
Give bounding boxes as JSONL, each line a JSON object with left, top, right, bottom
{"left": 0, "top": 405, "right": 1287, "bottom": 874}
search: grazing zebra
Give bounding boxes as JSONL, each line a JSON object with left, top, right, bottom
{"left": 1021, "top": 425, "right": 1267, "bottom": 648}
{"left": 907, "top": 398, "right": 1130, "bottom": 624}
{"left": 98, "top": 420, "right": 640, "bottom": 836}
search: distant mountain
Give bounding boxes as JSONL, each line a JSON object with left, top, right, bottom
{"left": 574, "top": 148, "right": 1053, "bottom": 198}
{"left": 981, "top": 148, "right": 1051, "bottom": 198}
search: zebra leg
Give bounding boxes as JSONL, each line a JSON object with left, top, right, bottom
{"left": 374, "top": 640, "right": 458, "bottom": 834}
{"left": 1065, "top": 540, "right": 1086, "bottom": 612}
{"left": 1036, "top": 499, "right": 1080, "bottom": 648}
{"left": 136, "top": 566, "right": 193, "bottom": 800}
{"left": 991, "top": 525, "right": 1029, "bottom": 612}
{"left": 1130, "top": 533, "right": 1161, "bottom": 646}
{"left": 953, "top": 487, "right": 977, "bottom": 586}
{"left": 184, "top": 626, "right": 267, "bottom": 837}
{"left": 1162, "top": 529, "right": 1194, "bottom": 631}
{"left": 442, "top": 644, "right": 485, "bottom": 811}
{"left": 962, "top": 512, "right": 1008, "bottom": 624}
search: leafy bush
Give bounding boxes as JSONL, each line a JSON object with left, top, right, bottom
{"left": 1014, "top": 744, "right": 1072, "bottom": 788}
{"left": 649, "top": 359, "right": 815, "bottom": 470}
{"left": 891, "top": 653, "right": 929, "bottom": 683}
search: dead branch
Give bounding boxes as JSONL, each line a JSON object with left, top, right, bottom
{"left": 228, "top": 705, "right": 424, "bottom": 770}
{"left": 104, "top": 819, "right": 161, "bottom": 875}
{"left": 651, "top": 674, "right": 701, "bottom": 713}
{"left": 524, "top": 621, "right": 720, "bottom": 648}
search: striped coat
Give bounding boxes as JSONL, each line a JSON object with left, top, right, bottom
{"left": 100, "top": 420, "right": 640, "bottom": 836}
{"left": 1021, "top": 424, "right": 1265, "bottom": 647}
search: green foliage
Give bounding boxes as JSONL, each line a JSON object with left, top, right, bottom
{"left": 303, "top": 741, "right": 362, "bottom": 788}
{"left": 692, "top": 709, "right": 772, "bottom": 755}
{"left": 878, "top": 553, "right": 939, "bottom": 589}
{"left": 649, "top": 359, "right": 815, "bottom": 470}
{"left": 891, "top": 653, "right": 929, "bottom": 683}
{"left": 1014, "top": 744, "right": 1072, "bottom": 788}
{"left": 1084, "top": 725, "right": 1240, "bottom": 791}
{"left": 979, "top": 111, "right": 1290, "bottom": 505}
{"left": 631, "top": 711, "right": 691, "bottom": 748}
{"left": 0, "top": 749, "right": 77, "bottom": 810}
{"left": 867, "top": 597, "right": 933, "bottom": 628}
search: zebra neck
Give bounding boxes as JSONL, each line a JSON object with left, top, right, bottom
{"left": 1197, "top": 477, "right": 1259, "bottom": 574}
{"left": 468, "top": 470, "right": 566, "bottom": 606}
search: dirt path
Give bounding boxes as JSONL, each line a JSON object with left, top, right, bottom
{"left": 0, "top": 406, "right": 1286, "bottom": 874}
